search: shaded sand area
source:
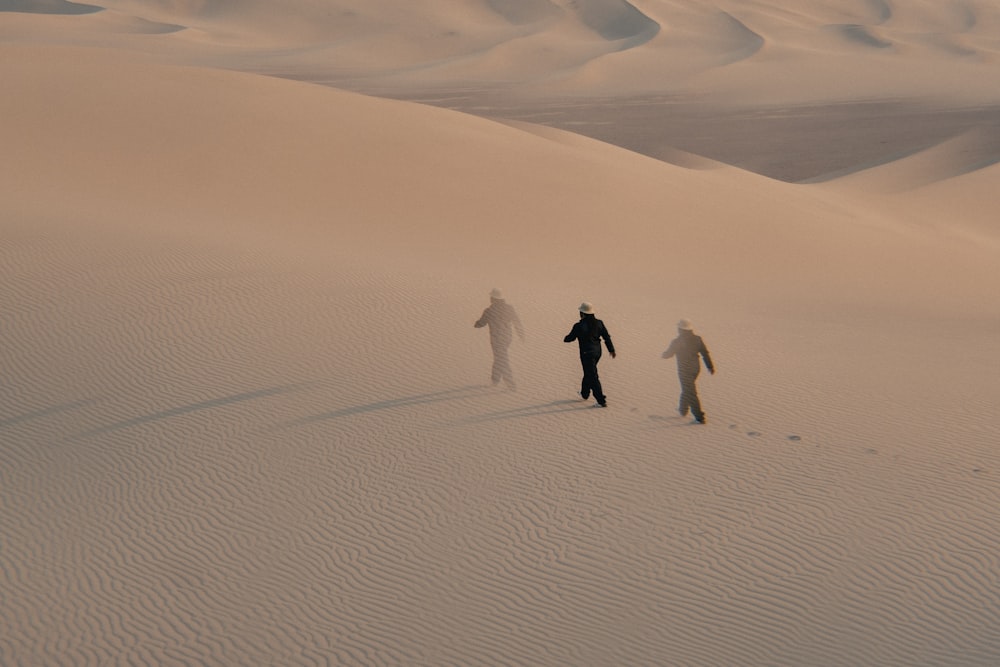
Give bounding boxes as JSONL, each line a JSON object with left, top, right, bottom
{"left": 372, "top": 92, "right": 1000, "bottom": 182}
{"left": 3, "top": 1, "right": 1000, "bottom": 665}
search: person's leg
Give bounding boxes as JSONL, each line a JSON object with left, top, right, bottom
{"left": 681, "top": 372, "right": 704, "bottom": 422}
{"left": 583, "top": 353, "right": 605, "bottom": 405}
{"left": 494, "top": 343, "right": 514, "bottom": 388}
{"left": 677, "top": 373, "right": 689, "bottom": 416}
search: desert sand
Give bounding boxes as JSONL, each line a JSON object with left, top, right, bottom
{"left": 3, "top": 1, "right": 1000, "bottom": 665}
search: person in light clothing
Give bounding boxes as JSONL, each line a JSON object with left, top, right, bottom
{"left": 662, "top": 319, "right": 714, "bottom": 423}
{"left": 474, "top": 288, "right": 524, "bottom": 389}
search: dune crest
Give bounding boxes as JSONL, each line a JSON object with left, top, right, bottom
{"left": 813, "top": 125, "right": 1000, "bottom": 244}
{"left": 560, "top": 0, "right": 659, "bottom": 44}
{"left": 2, "top": 0, "right": 999, "bottom": 101}
{"left": 817, "top": 125, "right": 1000, "bottom": 190}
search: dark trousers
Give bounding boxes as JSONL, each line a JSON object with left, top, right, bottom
{"left": 678, "top": 370, "right": 703, "bottom": 420}
{"left": 580, "top": 351, "right": 605, "bottom": 404}
{"left": 491, "top": 343, "right": 514, "bottom": 388}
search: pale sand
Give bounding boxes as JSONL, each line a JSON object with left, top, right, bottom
{"left": 3, "top": 2, "right": 1000, "bottom": 665}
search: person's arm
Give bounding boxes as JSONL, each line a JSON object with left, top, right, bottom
{"left": 564, "top": 322, "right": 579, "bottom": 343}
{"left": 661, "top": 339, "right": 677, "bottom": 359}
{"left": 601, "top": 324, "right": 616, "bottom": 358}
{"left": 701, "top": 341, "right": 715, "bottom": 374}
{"left": 474, "top": 308, "right": 489, "bottom": 328}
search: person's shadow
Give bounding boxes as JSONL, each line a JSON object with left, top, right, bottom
{"left": 458, "top": 399, "right": 593, "bottom": 424}
{"left": 77, "top": 384, "right": 315, "bottom": 438}
{"left": 285, "top": 384, "right": 496, "bottom": 427}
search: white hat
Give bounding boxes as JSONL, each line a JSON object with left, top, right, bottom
{"left": 677, "top": 318, "right": 693, "bottom": 331}
{"left": 490, "top": 288, "right": 503, "bottom": 299}
{"left": 579, "top": 302, "right": 595, "bottom": 314}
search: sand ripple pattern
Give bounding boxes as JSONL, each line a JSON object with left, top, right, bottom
{"left": 3, "top": 214, "right": 1000, "bottom": 666}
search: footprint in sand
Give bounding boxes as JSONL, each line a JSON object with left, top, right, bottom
{"left": 727, "top": 428, "right": 803, "bottom": 441}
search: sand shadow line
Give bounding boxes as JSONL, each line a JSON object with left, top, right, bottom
{"left": 285, "top": 384, "right": 494, "bottom": 427}
{"left": 459, "top": 399, "right": 592, "bottom": 424}
{"left": 77, "top": 383, "right": 315, "bottom": 438}
{"left": 0, "top": 0, "right": 103, "bottom": 15}
{"left": 0, "top": 399, "right": 98, "bottom": 429}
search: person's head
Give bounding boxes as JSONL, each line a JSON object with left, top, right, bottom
{"left": 579, "top": 302, "right": 595, "bottom": 318}
{"left": 677, "top": 318, "right": 693, "bottom": 333}
{"left": 490, "top": 288, "right": 503, "bottom": 301}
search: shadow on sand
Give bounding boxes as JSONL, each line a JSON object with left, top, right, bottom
{"left": 459, "top": 399, "right": 594, "bottom": 424}
{"left": 1, "top": 0, "right": 103, "bottom": 15}
{"left": 77, "top": 384, "right": 315, "bottom": 438}
{"left": 286, "top": 384, "right": 496, "bottom": 427}
{"left": 0, "top": 399, "right": 98, "bottom": 429}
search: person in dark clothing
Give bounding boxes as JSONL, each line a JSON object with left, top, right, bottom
{"left": 564, "top": 302, "right": 615, "bottom": 407}
{"left": 662, "top": 319, "right": 714, "bottom": 423}
{"left": 475, "top": 288, "right": 525, "bottom": 389}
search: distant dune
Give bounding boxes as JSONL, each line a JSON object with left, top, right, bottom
{"left": 4, "top": 0, "right": 1000, "bottom": 101}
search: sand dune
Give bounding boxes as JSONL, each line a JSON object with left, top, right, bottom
{"left": 3, "top": 3, "right": 1000, "bottom": 666}
{"left": 816, "top": 125, "right": 1000, "bottom": 244}
{"left": 818, "top": 125, "right": 1000, "bottom": 189}
{"left": 5, "top": 44, "right": 992, "bottom": 311}
{"left": 5, "top": 0, "right": 1000, "bottom": 101}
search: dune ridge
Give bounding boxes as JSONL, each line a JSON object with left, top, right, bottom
{"left": 4, "top": 0, "right": 1000, "bottom": 101}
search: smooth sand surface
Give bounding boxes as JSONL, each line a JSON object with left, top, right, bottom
{"left": 3, "top": 2, "right": 1000, "bottom": 665}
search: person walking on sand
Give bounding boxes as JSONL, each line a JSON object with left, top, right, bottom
{"left": 475, "top": 288, "right": 525, "bottom": 389}
{"left": 564, "top": 302, "right": 615, "bottom": 408}
{"left": 662, "top": 319, "right": 714, "bottom": 424}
